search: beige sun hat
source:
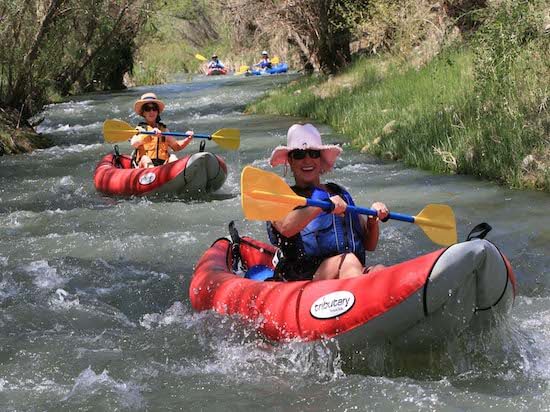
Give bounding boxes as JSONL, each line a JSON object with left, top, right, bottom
{"left": 269, "top": 123, "right": 343, "bottom": 173}
{"left": 134, "top": 92, "right": 165, "bottom": 115}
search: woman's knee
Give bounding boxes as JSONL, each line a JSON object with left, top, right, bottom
{"left": 313, "top": 256, "right": 342, "bottom": 280}
{"left": 139, "top": 156, "right": 152, "bottom": 168}
{"left": 338, "top": 254, "right": 364, "bottom": 279}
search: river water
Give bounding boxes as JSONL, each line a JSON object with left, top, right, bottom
{"left": 0, "top": 74, "right": 549, "bottom": 411}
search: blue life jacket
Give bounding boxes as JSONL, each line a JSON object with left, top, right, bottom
{"left": 209, "top": 60, "right": 224, "bottom": 69}
{"left": 267, "top": 183, "right": 365, "bottom": 264}
{"left": 258, "top": 59, "right": 272, "bottom": 69}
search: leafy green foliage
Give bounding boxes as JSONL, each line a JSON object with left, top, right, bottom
{"left": 0, "top": 0, "right": 150, "bottom": 115}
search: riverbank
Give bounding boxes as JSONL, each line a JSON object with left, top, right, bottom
{"left": 247, "top": 48, "right": 549, "bottom": 192}
{"left": 0, "top": 108, "right": 53, "bottom": 155}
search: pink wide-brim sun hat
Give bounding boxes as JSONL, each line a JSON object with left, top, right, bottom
{"left": 134, "top": 92, "right": 166, "bottom": 115}
{"left": 269, "top": 123, "right": 343, "bottom": 173}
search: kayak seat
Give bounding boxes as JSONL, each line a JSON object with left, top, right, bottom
{"left": 130, "top": 149, "right": 139, "bottom": 168}
{"left": 228, "top": 221, "right": 276, "bottom": 281}
{"left": 244, "top": 265, "right": 275, "bottom": 281}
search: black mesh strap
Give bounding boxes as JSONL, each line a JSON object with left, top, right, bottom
{"left": 228, "top": 221, "right": 242, "bottom": 272}
{"left": 113, "top": 145, "right": 122, "bottom": 168}
{"left": 466, "top": 223, "right": 492, "bottom": 241}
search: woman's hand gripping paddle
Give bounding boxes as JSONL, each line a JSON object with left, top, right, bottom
{"left": 241, "top": 166, "right": 457, "bottom": 246}
{"left": 103, "top": 119, "right": 240, "bottom": 150}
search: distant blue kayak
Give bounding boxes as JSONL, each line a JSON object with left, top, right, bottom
{"left": 246, "top": 63, "right": 288, "bottom": 76}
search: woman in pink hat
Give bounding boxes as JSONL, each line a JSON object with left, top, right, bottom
{"left": 130, "top": 92, "right": 194, "bottom": 168}
{"left": 267, "top": 123, "right": 389, "bottom": 281}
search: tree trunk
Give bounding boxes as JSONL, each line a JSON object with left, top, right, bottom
{"left": 57, "top": 2, "right": 130, "bottom": 95}
{"left": 8, "top": 0, "right": 66, "bottom": 108}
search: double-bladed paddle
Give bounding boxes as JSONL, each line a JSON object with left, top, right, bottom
{"left": 103, "top": 119, "right": 240, "bottom": 150}
{"left": 236, "top": 65, "right": 250, "bottom": 75}
{"left": 241, "top": 166, "right": 457, "bottom": 246}
{"left": 195, "top": 53, "right": 207, "bottom": 62}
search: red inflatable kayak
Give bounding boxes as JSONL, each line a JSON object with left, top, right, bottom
{"left": 190, "top": 234, "right": 515, "bottom": 349}
{"left": 94, "top": 151, "right": 227, "bottom": 196}
{"left": 207, "top": 68, "right": 227, "bottom": 76}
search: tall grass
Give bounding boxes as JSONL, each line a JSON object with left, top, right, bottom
{"left": 248, "top": 10, "right": 549, "bottom": 192}
{"left": 132, "top": 42, "right": 198, "bottom": 85}
{"left": 249, "top": 51, "right": 475, "bottom": 173}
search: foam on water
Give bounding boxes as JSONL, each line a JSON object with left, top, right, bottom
{"left": 33, "top": 143, "right": 103, "bottom": 156}
{"left": 36, "top": 121, "right": 102, "bottom": 135}
{"left": 62, "top": 367, "right": 144, "bottom": 409}
{"left": 49, "top": 288, "right": 80, "bottom": 308}
{"left": 140, "top": 301, "right": 189, "bottom": 330}
{"left": 23, "top": 260, "right": 66, "bottom": 289}
{"left": 43, "top": 99, "right": 95, "bottom": 111}
{"left": 0, "top": 276, "right": 20, "bottom": 301}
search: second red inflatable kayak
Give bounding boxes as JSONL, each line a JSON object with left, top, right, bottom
{"left": 94, "top": 151, "right": 227, "bottom": 196}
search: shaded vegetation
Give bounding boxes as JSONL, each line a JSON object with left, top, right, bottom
{"left": 0, "top": 107, "right": 52, "bottom": 155}
{"left": 0, "top": 0, "right": 150, "bottom": 116}
{"left": 131, "top": 0, "right": 219, "bottom": 84}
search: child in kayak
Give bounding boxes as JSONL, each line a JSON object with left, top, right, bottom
{"left": 130, "top": 93, "right": 194, "bottom": 168}
{"left": 267, "top": 123, "right": 389, "bottom": 281}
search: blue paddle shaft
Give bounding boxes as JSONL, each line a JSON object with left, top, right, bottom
{"left": 305, "top": 199, "right": 415, "bottom": 223}
{"left": 139, "top": 130, "right": 211, "bottom": 139}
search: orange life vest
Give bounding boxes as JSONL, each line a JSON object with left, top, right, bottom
{"left": 135, "top": 123, "right": 169, "bottom": 162}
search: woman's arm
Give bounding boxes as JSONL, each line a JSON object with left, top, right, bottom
{"left": 361, "top": 216, "right": 380, "bottom": 251}
{"left": 361, "top": 202, "right": 389, "bottom": 251}
{"left": 272, "top": 206, "right": 322, "bottom": 237}
{"left": 167, "top": 133, "right": 193, "bottom": 151}
{"left": 272, "top": 194, "right": 347, "bottom": 237}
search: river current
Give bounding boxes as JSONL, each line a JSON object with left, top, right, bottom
{"left": 0, "top": 74, "right": 549, "bottom": 411}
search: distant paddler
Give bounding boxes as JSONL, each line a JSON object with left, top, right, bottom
{"left": 207, "top": 54, "right": 225, "bottom": 70}
{"left": 253, "top": 50, "right": 272, "bottom": 70}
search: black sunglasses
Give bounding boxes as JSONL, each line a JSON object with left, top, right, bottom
{"left": 288, "top": 149, "right": 321, "bottom": 160}
{"left": 142, "top": 104, "right": 158, "bottom": 112}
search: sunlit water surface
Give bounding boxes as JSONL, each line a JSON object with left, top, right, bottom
{"left": 0, "top": 73, "right": 549, "bottom": 411}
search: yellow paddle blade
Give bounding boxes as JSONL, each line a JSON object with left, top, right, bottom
{"left": 272, "top": 56, "right": 280, "bottom": 65}
{"left": 103, "top": 119, "right": 137, "bottom": 143}
{"left": 241, "top": 166, "right": 307, "bottom": 220}
{"left": 211, "top": 128, "right": 240, "bottom": 150}
{"left": 414, "top": 204, "right": 457, "bottom": 246}
{"left": 236, "top": 65, "right": 249, "bottom": 74}
{"left": 195, "top": 53, "right": 207, "bottom": 61}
